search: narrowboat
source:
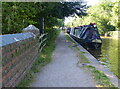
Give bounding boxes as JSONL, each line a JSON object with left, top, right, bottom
{"left": 66, "top": 27, "right": 71, "bottom": 34}
{"left": 69, "top": 23, "right": 102, "bottom": 49}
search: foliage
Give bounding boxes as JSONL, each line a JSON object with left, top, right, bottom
{"left": 2, "top": 2, "right": 38, "bottom": 34}
{"left": 84, "top": 65, "right": 116, "bottom": 87}
{"left": 64, "top": 31, "right": 117, "bottom": 88}
{"left": 2, "top": 2, "right": 87, "bottom": 34}
{"left": 65, "top": 0, "right": 119, "bottom": 35}
{"left": 18, "top": 28, "right": 60, "bottom": 87}
{"left": 110, "top": 0, "right": 119, "bottom": 30}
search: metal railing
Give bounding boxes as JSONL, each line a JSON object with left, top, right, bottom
{"left": 38, "top": 33, "right": 48, "bottom": 52}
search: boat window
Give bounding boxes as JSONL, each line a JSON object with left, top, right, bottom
{"left": 80, "top": 27, "right": 87, "bottom": 38}
{"left": 82, "top": 29, "right": 90, "bottom": 39}
{"left": 79, "top": 27, "right": 85, "bottom": 37}
{"left": 73, "top": 28, "right": 76, "bottom": 35}
{"left": 77, "top": 29, "right": 81, "bottom": 37}
{"left": 79, "top": 28, "right": 83, "bottom": 35}
{"left": 75, "top": 28, "right": 80, "bottom": 37}
{"left": 70, "top": 28, "right": 74, "bottom": 35}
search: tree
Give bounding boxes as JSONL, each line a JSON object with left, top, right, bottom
{"left": 65, "top": 0, "right": 118, "bottom": 35}
{"left": 2, "top": 1, "right": 87, "bottom": 34}
{"left": 110, "top": 0, "right": 119, "bottom": 30}
{"left": 2, "top": 2, "right": 38, "bottom": 34}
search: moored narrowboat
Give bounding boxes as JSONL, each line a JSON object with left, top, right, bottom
{"left": 69, "top": 23, "right": 102, "bottom": 49}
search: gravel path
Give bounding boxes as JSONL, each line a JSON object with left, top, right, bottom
{"left": 30, "top": 31, "right": 96, "bottom": 87}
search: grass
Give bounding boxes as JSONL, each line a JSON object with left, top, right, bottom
{"left": 18, "top": 28, "right": 60, "bottom": 87}
{"left": 64, "top": 33, "right": 75, "bottom": 43}
{"left": 65, "top": 33, "right": 90, "bottom": 63}
{"left": 64, "top": 32, "right": 118, "bottom": 88}
{"left": 83, "top": 65, "right": 118, "bottom": 88}
{"left": 76, "top": 51, "right": 90, "bottom": 63}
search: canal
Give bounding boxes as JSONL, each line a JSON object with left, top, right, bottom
{"left": 85, "top": 38, "right": 119, "bottom": 78}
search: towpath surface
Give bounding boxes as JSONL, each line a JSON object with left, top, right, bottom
{"left": 30, "top": 31, "right": 96, "bottom": 87}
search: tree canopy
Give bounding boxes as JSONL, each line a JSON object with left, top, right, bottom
{"left": 2, "top": 1, "right": 87, "bottom": 34}
{"left": 65, "top": 0, "right": 119, "bottom": 35}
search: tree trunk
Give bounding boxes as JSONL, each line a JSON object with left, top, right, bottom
{"left": 40, "top": 17, "right": 44, "bottom": 35}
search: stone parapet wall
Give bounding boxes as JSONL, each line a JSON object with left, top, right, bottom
{"left": 1, "top": 25, "right": 40, "bottom": 87}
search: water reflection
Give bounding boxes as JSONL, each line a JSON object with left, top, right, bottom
{"left": 85, "top": 38, "right": 119, "bottom": 78}
{"left": 108, "top": 38, "right": 118, "bottom": 78}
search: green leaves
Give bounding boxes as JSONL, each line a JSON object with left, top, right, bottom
{"left": 2, "top": 2, "right": 87, "bottom": 34}
{"left": 2, "top": 2, "right": 37, "bottom": 34}
{"left": 65, "top": 0, "right": 119, "bottom": 35}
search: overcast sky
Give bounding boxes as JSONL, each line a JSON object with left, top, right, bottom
{"left": 85, "top": 0, "right": 100, "bottom": 6}
{"left": 65, "top": 0, "right": 100, "bottom": 6}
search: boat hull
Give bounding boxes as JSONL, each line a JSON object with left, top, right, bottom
{"left": 70, "top": 34, "right": 102, "bottom": 49}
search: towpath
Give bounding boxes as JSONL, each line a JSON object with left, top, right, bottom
{"left": 30, "top": 31, "right": 96, "bottom": 87}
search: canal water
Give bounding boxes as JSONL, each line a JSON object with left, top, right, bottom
{"left": 84, "top": 38, "right": 119, "bottom": 78}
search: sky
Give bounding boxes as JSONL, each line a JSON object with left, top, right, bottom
{"left": 85, "top": 0, "right": 100, "bottom": 6}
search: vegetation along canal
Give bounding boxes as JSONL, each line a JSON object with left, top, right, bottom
{"left": 83, "top": 37, "right": 119, "bottom": 78}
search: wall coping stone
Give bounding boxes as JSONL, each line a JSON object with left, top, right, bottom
{"left": 1, "top": 25, "right": 40, "bottom": 47}
{"left": 22, "top": 25, "right": 39, "bottom": 31}
{"left": 0, "top": 32, "right": 34, "bottom": 47}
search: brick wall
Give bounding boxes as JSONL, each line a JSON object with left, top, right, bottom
{"left": 1, "top": 25, "right": 40, "bottom": 87}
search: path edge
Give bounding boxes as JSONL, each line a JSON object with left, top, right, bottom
{"left": 66, "top": 33, "right": 119, "bottom": 88}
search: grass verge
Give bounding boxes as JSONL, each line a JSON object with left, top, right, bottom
{"left": 18, "top": 28, "right": 60, "bottom": 87}
{"left": 65, "top": 33, "right": 90, "bottom": 63}
{"left": 64, "top": 33, "right": 117, "bottom": 88}
{"left": 83, "top": 65, "right": 118, "bottom": 88}
{"left": 76, "top": 51, "right": 90, "bottom": 63}
{"left": 64, "top": 33, "right": 75, "bottom": 43}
